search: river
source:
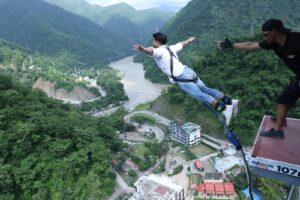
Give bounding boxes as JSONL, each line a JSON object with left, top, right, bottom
{"left": 109, "top": 56, "right": 167, "bottom": 111}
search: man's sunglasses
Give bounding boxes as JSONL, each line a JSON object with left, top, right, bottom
{"left": 263, "top": 31, "right": 270, "bottom": 36}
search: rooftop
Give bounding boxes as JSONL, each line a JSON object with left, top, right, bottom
{"left": 194, "top": 160, "right": 203, "bottom": 169}
{"left": 198, "top": 182, "right": 235, "bottom": 196}
{"left": 130, "top": 174, "right": 183, "bottom": 200}
{"left": 172, "top": 120, "right": 201, "bottom": 133}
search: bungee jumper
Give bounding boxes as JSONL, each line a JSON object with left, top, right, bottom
{"left": 133, "top": 35, "right": 249, "bottom": 194}
{"left": 218, "top": 18, "right": 300, "bottom": 138}
{"left": 134, "top": 33, "right": 239, "bottom": 126}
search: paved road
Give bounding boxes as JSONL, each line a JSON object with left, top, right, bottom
{"left": 202, "top": 134, "right": 232, "bottom": 147}
{"left": 124, "top": 111, "right": 170, "bottom": 143}
{"left": 201, "top": 138, "right": 222, "bottom": 150}
{"left": 183, "top": 152, "right": 219, "bottom": 173}
{"left": 125, "top": 111, "right": 171, "bottom": 126}
{"left": 137, "top": 124, "right": 165, "bottom": 143}
{"left": 92, "top": 106, "right": 122, "bottom": 117}
{"left": 109, "top": 172, "right": 135, "bottom": 200}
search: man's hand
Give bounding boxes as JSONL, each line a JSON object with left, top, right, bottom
{"left": 182, "top": 37, "right": 196, "bottom": 48}
{"left": 134, "top": 44, "right": 153, "bottom": 56}
{"left": 217, "top": 38, "right": 233, "bottom": 49}
{"left": 187, "top": 37, "right": 196, "bottom": 43}
{"left": 134, "top": 44, "right": 145, "bottom": 52}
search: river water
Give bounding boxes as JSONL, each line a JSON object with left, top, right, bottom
{"left": 109, "top": 56, "right": 167, "bottom": 111}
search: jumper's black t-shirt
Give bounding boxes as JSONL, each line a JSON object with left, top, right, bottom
{"left": 259, "top": 32, "right": 300, "bottom": 80}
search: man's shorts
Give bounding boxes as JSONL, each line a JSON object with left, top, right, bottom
{"left": 277, "top": 79, "right": 300, "bottom": 105}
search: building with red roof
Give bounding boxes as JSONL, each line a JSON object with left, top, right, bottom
{"left": 205, "top": 182, "right": 215, "bottom": 195}
{"left": 194, "top": 160, "right": 204, "bottom": 171}
{"left": 215, "top": 183, "right": 225, "bottom": 196}
{"left": 198, "top": 184, "right": 206, "bottom": 193}
{"left": 197, "top": 182, "right": 236, "bottom": 199}
{"left": 224, "top": 183, "right": 235, "bottom": 196}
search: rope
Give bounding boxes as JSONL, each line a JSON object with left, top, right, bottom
{"left": 204, "top": 103, "right": 254, "bottom": 200}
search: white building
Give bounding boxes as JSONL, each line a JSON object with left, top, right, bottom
{"left": 169, "top": 120, "right": 201, "bottom": 146}
{"left": 129, "top": 174, "right": 184, "bottom": 200}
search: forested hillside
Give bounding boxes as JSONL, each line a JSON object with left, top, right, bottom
{"left": 46, "top": 0, "right": 174, "bottom": 37}
{"left": 103, "top": 15, "right": 148, "bottom": 46}
{"left": 0, "top": 0, "right": 131, "bottom": 67}
{"left": 0, "top": 74, "right": 126, "bottom": 199}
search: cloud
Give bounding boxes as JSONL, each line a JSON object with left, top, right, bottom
{"left": 86, "top": 0, "right": 191, "bottom": 10}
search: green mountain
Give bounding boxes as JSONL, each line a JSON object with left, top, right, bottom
{"left": 103, "top": 15, "right": 148, "bottom": 46}
{"left": 0, "top": 0, "right": 131, "bottom": 67}
{"left": 46, "top": 0, "right": 104, "bottom": 24}
{"left": 101, "top": 3, "right": 174, "bottom": 34}
{"left": 46, "top": 0, "right": 175, "bottom": 35}
{"left": 0, "top": 73, "right": 126, "bottom": 199}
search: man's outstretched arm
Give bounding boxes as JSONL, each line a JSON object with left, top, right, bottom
{"left": 181, "top": 37, "right": 196, "bottom": 48}
{"left": 233, "top": 42, "right": 261, "bottom": 50}
{"left": 217, "top": 38, "right": 261, "bottom": 51}
{"left": 134, "top": 45, "right": 153, "bottom": 56}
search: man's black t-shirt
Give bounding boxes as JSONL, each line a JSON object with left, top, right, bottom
{"left": 259, "top": 32, "right": 300, "bottom": 80}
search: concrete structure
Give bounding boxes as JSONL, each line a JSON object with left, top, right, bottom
{"left": 214, "top": 156, "right": 243, "bottom": 173}
{"left": 203, "top": 173, "right": 223, "bottom": 183}
{"left": 249, "top": 116, "right": 300, "bottom": 186}
{"left": 169, "top": 120, "right": 201, "bottom": 146}
{"left": 129, "top": 174, "right": 184, "bottom": 200}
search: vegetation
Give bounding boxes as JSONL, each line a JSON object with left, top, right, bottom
{"left": 169, "top": 165, "right": 183, "bottom": 176}
{"left": 103, "top": 15, "right": 148, "bottom": 46}
{"left": 46, "top": 0, "right": 174, "bottom": 34}
{"left": 130, "top": 142, "right": 168, "bottom": 171}
{"left": 189, "top": 144, "right": 215, "bottom": 157}
{"left": 96, "top": 68, "right": 127, "bottom": 102}
{"left": 0, "top": 74, "right": 126, "bottom": 199}
{"left": 132, "top": 144, "right": 147, "bottom": 159}
{"left": 80, "top": 68, "right": 128, "bottom": 111}
{"left": 134, "top": 103, "right": 151, "bottom": 111}
{"left": 128, "top": 170, "right": 138, "bottom": 178}
{"left": 130, "top": 114, "right": 156, "bottom": 125}
{"left": 229, "top": 171, "right": 290, "bottom": 200}
{"left": 153, "top": 159, "right": 166, "bottom": 174}
{"left": 183, "top": 147, "right": 197, "bottom": 160}
{"left": 258, "top": 178, "right": 288, "bottom": 200}
{"left": 0, "top": 39, "right": 105, "bottom": 96}
{"left": 0, "top": 0, "right": 131, "bottom": 67}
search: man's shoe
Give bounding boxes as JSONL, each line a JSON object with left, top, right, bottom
{"left": 232, "top": 99, "right": 239, "bottom": 117}
{"left": 222, "top": 105, "right": 234, "bottom": 126}
{"left": 270, "top": 116, "right": 287, "bottom": 127}
{"left": 260, "top": 128, "right": 284, "bottom": 138}
{"left": 222, "top": 96, "right": 232, "bottom": 105}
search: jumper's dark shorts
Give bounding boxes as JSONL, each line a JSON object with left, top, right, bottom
{"left": 277, "top": 79, "right": 300, "bottom": 105}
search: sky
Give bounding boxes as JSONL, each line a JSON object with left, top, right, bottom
{"left": 86, "top": 0, "right": 191, "bottom": 11}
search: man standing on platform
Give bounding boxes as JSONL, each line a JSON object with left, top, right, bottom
{"left": 218, "top": 19, "right": 300, "bottom": 138}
